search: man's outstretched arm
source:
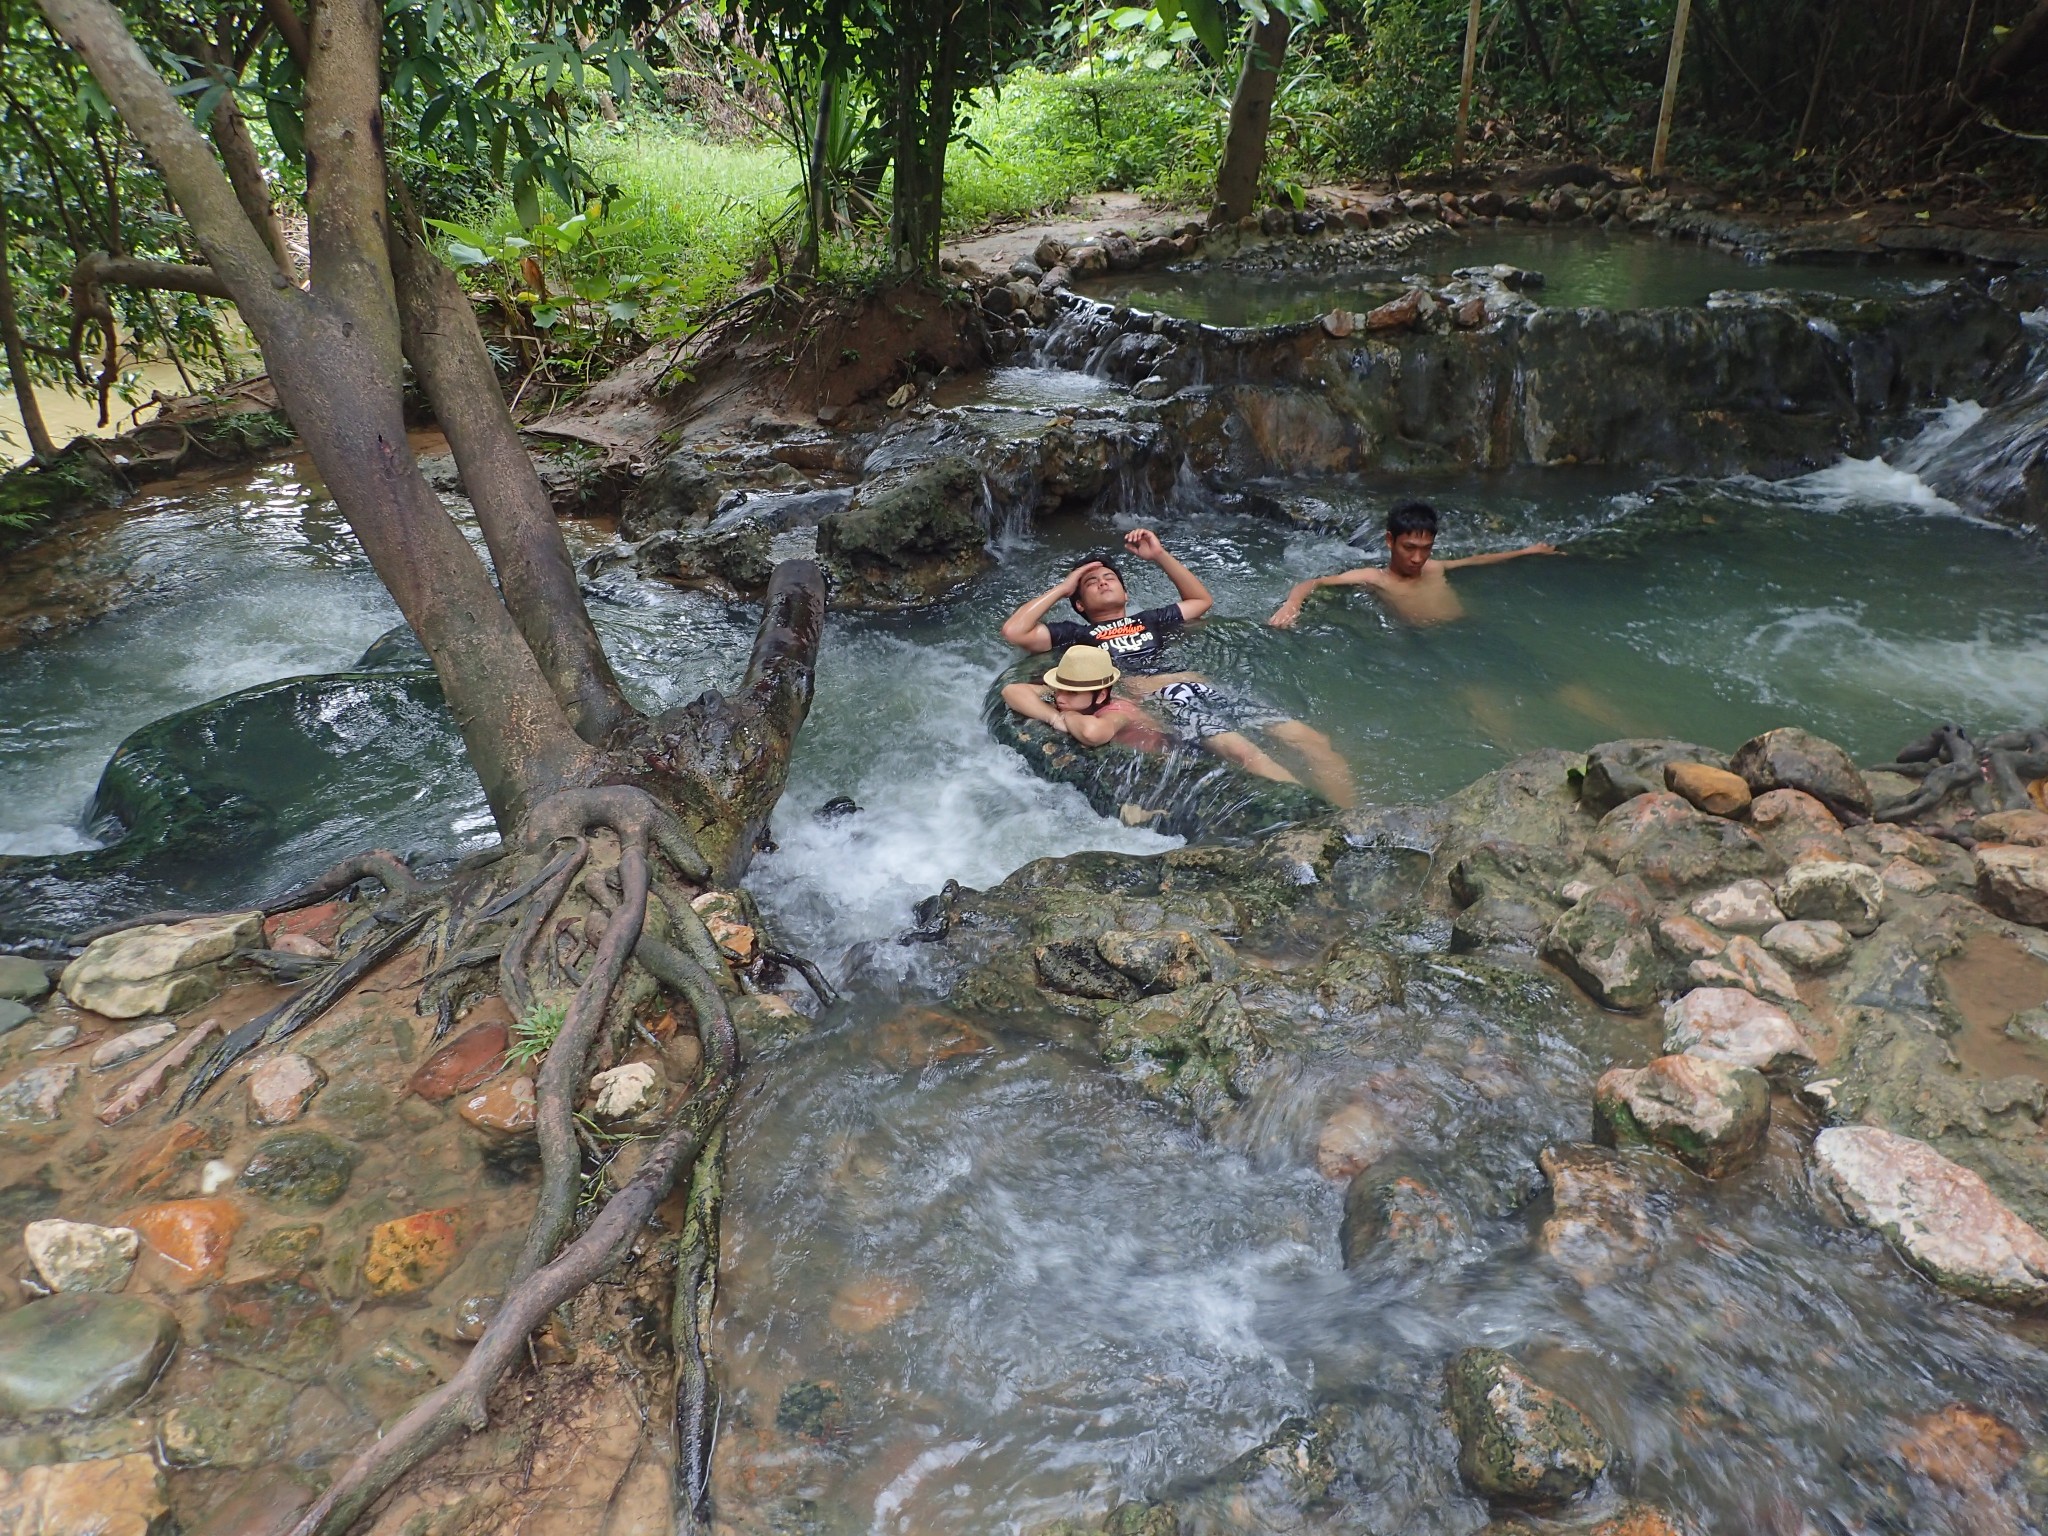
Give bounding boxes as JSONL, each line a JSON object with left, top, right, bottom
{"left": 1126, "top": 528, "right": 1212, "bottom": 622}
{"left": 1000, "top": 562, "right": 1102, "bottom": 652}
{"left": 1440, "top": 542, "right": 1560, "bottom": 570}
{"left": 1266, "top": 568, "right": 1380, "bottom": 628}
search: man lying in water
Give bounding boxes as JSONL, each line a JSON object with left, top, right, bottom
{"left": 1265, "top": 500, "right": 1560, "bottom": 628}
{"left": 1000, "top": 644, "right": 1175, "bottom": 750}
{"left": 1000, "top": 526, "right": 1356, "bottom": 806}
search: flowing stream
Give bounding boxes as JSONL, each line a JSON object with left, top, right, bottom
{"left": 2, "top": 233, "right": 2047, "bottom": 1532}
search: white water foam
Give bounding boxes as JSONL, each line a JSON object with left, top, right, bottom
{"left": 749, "top": 632, "right": 1178, "bottom": 970}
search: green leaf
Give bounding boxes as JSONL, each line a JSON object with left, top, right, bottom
{"left": 513, "top": 178, "right": 541, "bottom": 229}
{"left": 1173, "top": 0, "right": 1230, "bottom": 63}
{"left": 603, "top": 298, "right": 642, "bottom": 323}
{"left": 531, "top": 303, "right": 563, "bottom": 328}
{"left": 425, "top": 217, "right": 495, "bottom": 246}
{"left": 445, "top": 241, "right": 492, "bottom": 266}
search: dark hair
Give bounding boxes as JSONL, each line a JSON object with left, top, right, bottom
{"left": 1386, "top": 501, "right": 1439, "bottom": 538}
{"left": 1071, "top": 558, "right": 1125, "bottom": 614}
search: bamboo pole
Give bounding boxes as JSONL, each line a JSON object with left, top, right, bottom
{"left": 1650, "top": 0, "right": 1692, "bottom": 177}
{"left": 1454, "top": 0, "right": 1482, "bottom": 166}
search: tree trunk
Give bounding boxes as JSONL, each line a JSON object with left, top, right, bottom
{"left": 1212, "top": 10, "right": 1291, "bottom": 226}
{"left": 0, "top": 199, "right": 58, "bottom": 463}
{"left": 888, "top": 38, "right": 931, "bottom": 271}
{"left": 1454, "top": 0, "right": 1482, "bottom": 165}
{"left": 389, "top": 214, "right": 634, "bottom": 746}
{"left": 196, "top": 36, "right": 292, "bottom": 275}
{"left": 798, "top": 66, "right": 836, "bottom": 277}
{"left": 1651, "top": 0, "right": 1693, "bottom": 176}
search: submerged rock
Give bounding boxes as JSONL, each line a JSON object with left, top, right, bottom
{"left": 0, "top": 1452, "right": 168, "bottom": 1536}
{"left": 59, "top": 911, "right": 260, "bottom": 1019}
{"left": 364, "top": 1208, "right": 465, "bottom": 1300}
{"left": 0, "top": 1065, "right": 76, "bottom": 1124}
{"left": 126, "top": 1197, "right": 242, "bottom": 1287}
{"left": 1445, "top": 1347, "right": 1610, "bottom": 1504}
{"left": 1593, "top": 1054, "right": 1770, "bottom": 1177}
{"left": 236, "top": 1130, "right": 359, "bottom": 1211}
{"left": 1537, "top": 1143, "right": 1692, "bottom": 1287}
{"left": 0, "top": 1295, "right": 178, "bottom": 1417}
{"left": 246, "top": 1052, "right": 326, "bottom": 1125}
{"left": 23, "top": 1219, "right": 140, "bottom": 1294}
{"left": 1813, "top": 1125, "right": 2048, "bottom": 1305}
{"left": 408, "top": 1018, "right": 510, "bottom": 1103}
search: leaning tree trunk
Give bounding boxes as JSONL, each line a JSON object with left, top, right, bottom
{"left": 1212, "top": 10, "right": 1292, "bottom": 227}
{"left": 0, "top": 199, "right": 57, "bottom": 463}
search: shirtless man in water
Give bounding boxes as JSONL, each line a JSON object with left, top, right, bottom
{"left": 1266, "top": 500, "right": 1559, "bottom": 627}
{"left": 1001, "top": 527, "right": 1356, "bottom": 806}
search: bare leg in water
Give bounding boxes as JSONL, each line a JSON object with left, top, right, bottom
{"left": 1266, "top": 719, "right": 1357, "bottom": 808}
{"left": 1203, "top": 730, "right": 1303, "bottom": 787}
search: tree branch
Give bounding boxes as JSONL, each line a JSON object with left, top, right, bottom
{"left": 302, "top": 0, "right": 394, "bottom": 315}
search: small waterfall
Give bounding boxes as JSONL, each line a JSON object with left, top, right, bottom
{"left": 1902, "top": 315, "right": 2048, "bottom": 527}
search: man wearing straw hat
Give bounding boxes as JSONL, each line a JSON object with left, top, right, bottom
{"left": 999, "top": 527, "right": 1354, "bottom": 804}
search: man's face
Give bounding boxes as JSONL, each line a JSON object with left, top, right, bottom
{"left": 1075, "top": 565, "right": 1129, "bottom": 619}
{"left": 1387, "top": 530, "right": 1435, "bottom": 577}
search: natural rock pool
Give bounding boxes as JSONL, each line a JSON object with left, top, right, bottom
{"left": 0, "top": 239, "right": 2046, "bottom": 1534}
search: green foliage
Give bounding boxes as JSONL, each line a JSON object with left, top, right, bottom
{"left": 508, "top": 998, "right": 570, "bottom": 1068}
{"left": 1315, "top": 0, "right": 1458, "bottom": 184}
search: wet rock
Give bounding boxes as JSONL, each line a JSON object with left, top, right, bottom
{"left": 1098, "top": 984, "right": 1263, "bottom": 1118}
{"left": 1662, "top": 987, "right": 1813, "bottom": 1072}
{"left": 1977, "top": 809, "right": 2048, "bottom": 848}
{"left": 58, "top": 911, "right": 260, "bottom": 1019}
{"left": 0, "top": 1002, "right": 31, "bottom": 1037}
{"left": 1541, "top": 876, "right": 1660, "bottom": 1010}
{"left": 205, "top": 1273, "right": 346, "bottom": 1379}
{"left": 827, "top": 1275, "right": 922, "bottom": 1334}
{"left": 1537, "top": 1143, "right": 1687, "bottom": 1287}
{"left": 0, "top": 1296, "right": 178, "bottom": 1416}
{"left": 589, "top": 1063, "right": 662, "bottom": 1122}
{"left": 1449, "top": 840, "right": 1575, "bottom": 951}
{"left": 459, "top": 1073, "right": 537, "bottom": 1134}
{"left": 1321, "top": 309, "right": 1355, "bottom": 338}
{"left": 99, "top": 1119, "right": 223, "bottom": 1201}
{"left": 236, "top": 1130, "right": 358, "bottom": 1210}
{"left": 1654, "top": 914, "right": 1725, "bottom": 960}
{"left": 1664, "top": 761, "right": 1751, "bottom": 817}
{"left": 407, "top": 1018, "right": 510, "bottom": 1103}
{"left": 1976, "top": 845, "right": 2048, "bottom": 927}
{"left": 265, "top": 901, "right": 343, "bottom": 952}
{"left": 245, "top": 1224, "right": 322, "bottom": 1272}
{"left": 23, "top": 1219, "right": 139, "bottom": 1294}
{"left": 1686, "top": 934, "right": 1801, "bottom": 1003}
{"left": 246, "top": 1052, "right": 325, "bottom": 1125}
{"left": 1451, "top": 296, "right": 1489, "bottom": 329}
{"left": 1594, "top": 1054, "right": 1769, "bottom": 1177}
{"left": 1223, "top": 1412, "right": 1338, "bottom": 1504}
{"left": 816, "top": 456, "right": 991, "bottom": 610}
{"left": 1776, "top": 858, "right": 1885, "bottom": 935}
{"left": 0, "top": 1066, "right": 76, "bottom": 1125}
{"left": 618, "top": 448, "right": 721, "bottom": 540}
{"left": 691, "top": 890, "right": 759, "bottom": 962}
{"left": 1893, "top": 1401, "right": 2024, "bottom": 1490}
{"left": 1033, "top": 236, "right": 1069, "bottom": 269}
{"left": 1589, "top": 1507, "right": 1700, "bottom": 1536}
{"left": 160, "top": 1359, "right": 294, "bottom": 1467}
{"left": 1689, "top": 880, "right": 1784, "bottom": 934}
{"left": 1814, "top": 1125, "right": 2048, "bottom": 1305}
{"left": 1880, "top": 856, "right": 1939, "bottom": 895}
{"left": 1094, "top": 929, "right": 1221, "bottom": 994}
{"left": 1067, "top": 243, "right": 1110, "bottom": 276}
{"left": 125, "top": 1197, "right": 242, "bottom": 1286}
{"left": 1762, "top": 919, "right": 1852, "bottom": 971}
{"left": 1316, "top": 940, "right": 1405, "bottom": 1015}
{"left": 1341, "top": 1172, "right": 1465, "bottom": 1266}
{"left": 634, "top": 520, "right": 774, "bottom": 596}
{"left": 0, "top": 957, "right": 50, "bottom": 1002}
{"left": 30, "top": 1026, "right": 75, "bottom": 1053}
{"left": 1445, "top": 1347, "right": 1610, "bottom": 1504}
{"left": 0, "top": 1452, "right": 167, "bottom": 1535}
{"left": 363, "top": 1208, "right": 464, "bottom": 1300}
{"left": 1034, "top": 940, "right": 1140, "bottom": 1002}
{"left": 1748, "top": 788, "right": 1851, "bottom": 862}
{"left": 1729, "top": 727, "right": 1872, "bottom": 818}
{"left": 1580, "top": 739, "right": 1728, "bottom": 814}
{"left": 88, "top": 1022, "right": 175, "bottom": 1072}
{"left": 1589, "top": 792, "right": 1776, "bottom": 894}
{"left": 1365, "top": 288, "right": 1426, "bottom": 332}
{"left": 1315, "top": 1101, "right": 1398, "bottom": 1180}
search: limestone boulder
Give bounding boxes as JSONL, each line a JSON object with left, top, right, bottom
{"left": 1976, "top": 845, "right": 2048, "bottom": 927}
{"left": 1749, "top": 788, "right": 1852, "bottom": 863}
{"left": 1593, "top": 1054, "right": 1770, "bottom": 1177}
{"left": 1445, "top": 1347, "right": 1610, "bottom": 1504}
{"left": 816, "top": 457, "right": 992, "bottom": 611}
{"left": 1729, "top": 727, "right": 1872, "bottom": 818}
{"left": 1541, "top": 877, "right": 1660, "bottom": 1011}
{"left": 1588, "top": 793, "right": 1776, "bottom": 894}
{"left": 1814, "top": 1126, "right": 2048, "bottom": 1306}
{"left": 58, "top": 911, "right": 261, "bottom": 1019}
{"left": 23, "top": 1220, "right": 139, "bottom": 1294}
{"left": 1776, "top": 858, "right": 1885, "bottom": 935}
{"left": 633, "top": 519, "right": 774, "bottom": 596}
{"left": 617, "top": 448, "right": 722, "bottom": 540}
{"left": 1662, "top": 987, "right": 1813, "bottom": 1072}
{"left": 1449, "top": 840, "right": 1575, "bottom": 951}
{"left": 1761, "top": 919, "right": 1852, "bottom": 971}
{"left": 1686, "top": 934, "right": 1801, "bottom": 1003}
{"left": 1689, "top": 880, "right": 1784, "bottom": 934}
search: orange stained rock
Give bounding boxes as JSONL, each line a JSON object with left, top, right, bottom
{"left": 125, "top": 1197, "right": 244, "bottom": 1286}
{"left": 1896, "top": 1402, "right": 2025, "bottom": 1490}
{"left": 364, "top": 1208, "right": 465, "bottom": 1300}
{"left": 458, "top": 1075, "right": 537, "bottom": 1134}
{"left": 828, "top": 1276, "right": 923, "bottom": 1334}
{"left": 408, "top": 1019, "right": 510, "bottom": 1102}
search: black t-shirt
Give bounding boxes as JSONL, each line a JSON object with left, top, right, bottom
{"left": 1045, "top": 604, "right": 1186, "bottom": 674}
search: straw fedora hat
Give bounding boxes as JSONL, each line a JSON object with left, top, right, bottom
{"left": 1042, "top": 644, "right": 1122, "bottom": 692}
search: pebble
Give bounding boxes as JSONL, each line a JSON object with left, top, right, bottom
{"left": 589, "top": 1062, "right": 662, "bottom": 1121}
{"left": 200, "top": 1159, "right": 236, "bottom": 1194}
{"left": 1814, "top": 1126, "right": 2048, "bottom": 1305}
{"left": 458, "top": 1074, "right": 537, "bottom": 1133}
{"left": 1662, "top": 987, "right": 1814, "bottom": 1072}
{"left": 0, "top": 1065, "right": 77, "bottom": 1123}
{"left": 125, "top": 1198, "right": 243, "bottom": 1286}
{"left": 364, "top": 1209, "right": 465, "bottom": 1300}
{"left": 1761, "top": 919, "right": 1852, "bottom": 971}
{"left": 0, "top": 956, "right": 50, "bottom": 1001}
{"left": 0, "top": 1295, "right": 180, "bottom": 1417}
{"left": 1689, "top": 879, "right": 1784, "bottom": 934}
{"left": 23, "top": 1219, "right": 140, "bottom": 1294}
{"left": 236, "top": 1130, "right": 358, "bottom": 1211}
{"left": 89, "top": 1021, "right": 176, "bottom": 1072}
{"left": 0, "top": 1452, "right": 168, "bottom": 1535}
{"left": 246, "top": 1053, "right": 326, "bottom": 1125}
{"left": 32, "top": 1024, "right": 78, "bottom": 1051}
{"left": 407, "top": 1018, "right": 510, "bottom": 1103}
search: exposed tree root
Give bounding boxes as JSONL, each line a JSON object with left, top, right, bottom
{"left": 1871, "top": 722, "right": 2048, "bottom": 825}
{"left": 670, "top": 1129, "right": 725, "bottom": 1532}
{"left": 289, "top": 787, "right": 742, "bottom": 1536}
{"left": 66, "top": 848, "right": 422, "bottom": 945}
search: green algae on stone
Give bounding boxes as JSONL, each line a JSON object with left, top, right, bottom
{"left": 0, "top": 1294, "right": 178, "bottom": 1417}
{"left": 1445, "top": 1347, "right": 1609, "bottom": 1505}
{"left": 237, "top": 1130, "right": 360, "bottom": 1210}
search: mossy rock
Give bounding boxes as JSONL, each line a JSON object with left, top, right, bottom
{"left": 0, "top": 441, "right": 126, "bottom": 552}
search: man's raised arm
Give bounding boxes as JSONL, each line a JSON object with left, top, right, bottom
{"left": 1000, "top": 562, "right": 1101, "bottom": 652}
{"left": 1126, "top": 528, "right": 1212, "bottom": 622}
{"left": 1440, "top": 542, "right": 1560, "bottom": 570}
